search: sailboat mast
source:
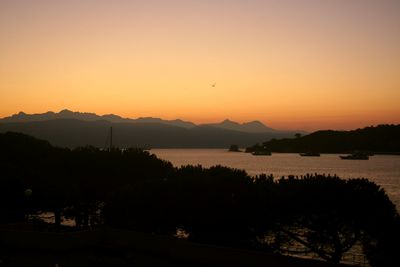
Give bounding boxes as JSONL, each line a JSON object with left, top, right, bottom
{"left": 110, "top": 126, "right": 113, "bottom": 151}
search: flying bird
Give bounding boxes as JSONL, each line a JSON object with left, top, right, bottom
{"left": 211, "top": 83, "right": 216, "bottom": 87}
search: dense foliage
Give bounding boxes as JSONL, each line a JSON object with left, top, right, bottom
{"left": 1, "top": 132, "right": 399, "bottom": 266}
{"left": 246, "top": 124, "right": 400, "bottom": 153}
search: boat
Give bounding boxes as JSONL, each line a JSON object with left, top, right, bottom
{"left": 252, "top": 151, "right": 272, "bottom": 156}
{"left": 340, "top": 152, "right": 369, "bottom": 160}
{"left": 228, "top": 145, "right": 241, "bottom": 152}
{"left": 300, "top": 152, "right": 320, "bottom": 157}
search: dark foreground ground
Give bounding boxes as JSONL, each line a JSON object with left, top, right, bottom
{"left": 0, "top": 225, "right": 350, "bottom": 267}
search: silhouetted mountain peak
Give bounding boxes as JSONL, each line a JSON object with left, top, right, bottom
{"left": 1, "top": 110, "right": 278, "bottom": 133}
{"left": 202, "top": 119, "right": 274, "bottom": 133}
{"left": 244, "top": 120, "right": 263, "bottom": 126}
{"left": 59, "top": 109, "right": 73, "bottom": 114}
{"left": 136, "top": 117, "right": 163, "bottom": 123}
{"left": 0, "top": 110, "right": 198, "bottom": 129}
{"left": 221, "top": 119, "right": 240, "bottom": 125}
{"left": 102, "top": 114, "right": 123, "bottom": 119}
{"left": 242, "top": 120, "right": 274, "bottom": 132}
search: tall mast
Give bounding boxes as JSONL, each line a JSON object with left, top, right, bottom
{"left": 110, "top": 126, "right": 113, "bottom": 151}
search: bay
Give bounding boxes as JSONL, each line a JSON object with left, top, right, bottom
{"left": 151, "top": 149, "right": 400, "bottom": 210}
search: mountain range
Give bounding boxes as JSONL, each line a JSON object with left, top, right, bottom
{"left": 1, "top": 109, "right": 276, "bottom": 133}
{"left": 0, "top": 110, "right": 301, "bottom": 148}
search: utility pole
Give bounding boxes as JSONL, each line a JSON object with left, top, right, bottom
{"left": 110, "top": 126, "right": 113, "bottom": 151}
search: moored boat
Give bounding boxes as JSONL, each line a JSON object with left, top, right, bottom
{"left": 340, "top": 152, "right": 369, "bottom": 160}
{"left": 300, "top": 152, "right": 320, "bottom": 157}
{"left": 252, "top": 151, "right": 272, "bottom": 156}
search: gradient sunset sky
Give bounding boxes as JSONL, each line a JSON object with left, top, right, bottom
{"left": 1, "top": 0, "right": 399, "bottom": 131}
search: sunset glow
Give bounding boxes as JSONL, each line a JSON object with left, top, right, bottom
{"left": 1, "top": 0, "right": 399, "bottom": 131}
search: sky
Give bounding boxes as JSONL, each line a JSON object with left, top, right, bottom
{"left": 0, "top": 0, "right": 399, "bottom": 131}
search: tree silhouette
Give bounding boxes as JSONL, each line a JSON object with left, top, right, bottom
{"left": 1, "top": 132, "right": 399, "bottom": 266}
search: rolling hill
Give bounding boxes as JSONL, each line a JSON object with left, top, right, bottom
{"left": 0, "top": 110, "right": 298, "bottom": 148}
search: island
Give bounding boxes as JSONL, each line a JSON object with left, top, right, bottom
{"left": 245, "top": 124, "right": 400, "bottom": 154}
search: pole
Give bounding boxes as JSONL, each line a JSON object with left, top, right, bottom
{"left": 110, "top": 126, "right": 113, "bottom": 151}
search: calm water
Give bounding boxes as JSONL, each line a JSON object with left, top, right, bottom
{"left": 151, "top": 149, "right": 400, "bottom": 210}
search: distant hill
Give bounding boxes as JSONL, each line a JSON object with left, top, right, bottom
{"left": 0, "top": 119, "right": 297, "bottom": 149}
{"left": 1, "top": 109, "right": 197, "bottom": 129}
{"left": 246, "top": 125, "right": 400, "bottom": 153}
{"left": 0, "top": 110, "right": 301, "bottom": 148}
{"left": 201, "top": 119, "right": 276, "bottom": 133}
{"left": 1, "top": 109, "right": 280, "bottom": 133}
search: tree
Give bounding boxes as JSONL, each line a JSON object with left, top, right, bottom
{"left": 258, "top": 175, "right": 399, "bottom": 265}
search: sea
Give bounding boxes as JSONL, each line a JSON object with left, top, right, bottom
{"left": 151, "top": 149, "right": 400, "bottom": 211}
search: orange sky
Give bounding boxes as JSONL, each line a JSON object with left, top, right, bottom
{"left": 1, "top": 0, "right": 399, "bottom": 131}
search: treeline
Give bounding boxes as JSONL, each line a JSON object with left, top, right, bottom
{"left": 246, "top": 124, "right": 400, "bottom": 153}
{"left": 1, "top": 132, "right": 399, "bottom": 266}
